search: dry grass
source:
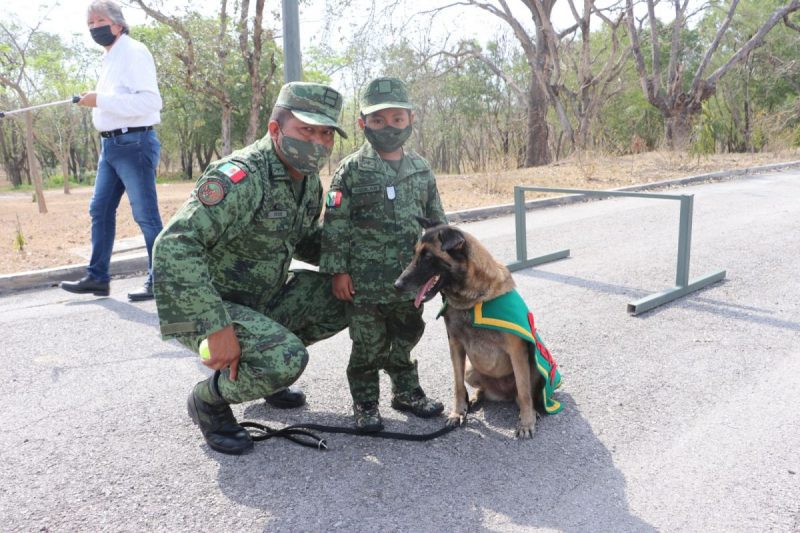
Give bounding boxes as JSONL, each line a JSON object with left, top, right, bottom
{"left": 1, "top": 149, "right": 797, "bottom": 275}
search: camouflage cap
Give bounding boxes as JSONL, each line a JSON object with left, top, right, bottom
{"left": 275, "top": 82, "right": 348, "bottom": 138}
{"left": 360, "top": 77, "right": 413, "bottom": 115}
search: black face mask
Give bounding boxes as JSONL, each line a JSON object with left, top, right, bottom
{"left": 90, "top": 25, "right": 117, "bottom": 47}
{"left": 364, "top": 124, "right": 412, "bottom": 153}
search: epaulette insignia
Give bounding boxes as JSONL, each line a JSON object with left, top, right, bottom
{"left": 218, "top": 162, "right": 247, "bottom": 183}
{"left": 359, "top": 157, "right": 379, "bottom": 171}
{"left": 197, "top": 177, "right": 226, "bottom": 206}
{"left": 270, "top": 160, "right": 286, "bottom": 177}
{"left": 326, "top": 190, "right": 342, "bottom": 208}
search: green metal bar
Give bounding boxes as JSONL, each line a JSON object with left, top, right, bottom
{"left": 507, "top": 249, "right": 571, "bottom": 272}
{"left": 517, "top": 186, "right": 683, "bottom": 201}
{"left": 509, "top": 185, "right": 726, "bottom": 315}
{"left": 511, "top": 186, "right": 570, "bottom": 269}
{"left": 676, "top": 195, "right": 693, "bottom": 286}
{"left": 627, "top": 270, "right": 727, "bottom": 315}
{"left": 514, "top": 187, "right": 527, "bottom": 263}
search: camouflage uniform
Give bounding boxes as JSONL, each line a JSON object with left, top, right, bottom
{"left": 319, "top": 78, "right": 447, "bottom": 408}
{"left": 153, "top": 83, "right": 348, "bottom": 406}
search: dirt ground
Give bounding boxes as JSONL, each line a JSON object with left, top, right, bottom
{"left": 1, "top": 149, "right": 797, "bottom": 275}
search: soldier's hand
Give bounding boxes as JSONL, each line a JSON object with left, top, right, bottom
{"left": 332, "top": 273, "right": 355, "bottom": 302}
{"left": 204, "top": 324, "right": 242, "bottom": 381}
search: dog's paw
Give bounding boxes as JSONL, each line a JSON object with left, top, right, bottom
{"left": 468, "top": 389, "right": 485, "bottom": 412}
{"left": 515, "top": 421, "right": 536, "bottom": 439}
{"left": 446, "top": 412, "right": 467, "bottom": 427}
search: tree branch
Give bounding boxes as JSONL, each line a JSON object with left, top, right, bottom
{"left": 692, "top": 0, "right": 738, "bottom": 85}
{"left": 704, "top": 0, "right": 800, "bottom": 89}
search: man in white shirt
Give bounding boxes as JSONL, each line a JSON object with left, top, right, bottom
{"left": 60, "top": 0, "right": 163, "bottom": 302}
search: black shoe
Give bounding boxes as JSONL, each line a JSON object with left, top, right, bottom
{"left": 60, "top": 276, "right": 110, "bottom": 297}
{"left": 128, "top": 280, "right": 154, "bottom": 302}
{"left": 188, "top": 373, "right": 253, "bottom": 455}
{"left": 264, "top": 386, "right": 306, "bottom": 409}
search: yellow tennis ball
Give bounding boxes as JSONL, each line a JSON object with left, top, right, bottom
{"left": 199, "top": 339, "right": 211, "bottom": 360}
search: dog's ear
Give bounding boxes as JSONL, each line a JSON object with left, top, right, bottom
{"left": 439, "top": 227, "right": 466, "bottom": 253}
{"left": 415, "top": 216, "right": 445, "bottom": 231}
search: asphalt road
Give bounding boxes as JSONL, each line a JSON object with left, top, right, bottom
{"left": 1, "top": 170, "right": 798, "bottom": 532}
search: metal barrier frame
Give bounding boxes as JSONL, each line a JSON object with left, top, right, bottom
{"left": 509, "top": 186, "right": 726, "bottom": 315}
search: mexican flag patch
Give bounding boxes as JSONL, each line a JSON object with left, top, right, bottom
{"left": 218, "top": 162, "right": 247, "bottom": 183}
{"left": 326, "top": 190, "right": 342, "bottom": 208}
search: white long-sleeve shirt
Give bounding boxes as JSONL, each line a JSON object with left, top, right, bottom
{"left": 92, "top": 34, "right": 162, "bottom": 132}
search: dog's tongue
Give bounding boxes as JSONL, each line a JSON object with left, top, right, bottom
{"left": 414, "top": 277, "right": 437, "bottom": 308}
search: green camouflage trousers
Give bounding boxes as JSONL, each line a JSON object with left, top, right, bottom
{"left": 347, "top": 300, "right": 425, "bottom": 403}
{"left": 180, "top": 270, "right": 347, "bottom": 404}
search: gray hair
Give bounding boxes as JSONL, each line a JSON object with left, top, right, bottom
{"left": 87, "top": 0, "right": 130, "bottom": 34}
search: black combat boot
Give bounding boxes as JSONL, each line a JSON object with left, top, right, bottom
{"left": 187, "top": 371, "right": 253, "bottom": 455}
{"left": 264, "top": 386, "right": 306, "bottom": 409}
{"left": 127, "top": 278, "right": 154, "bottom": 302}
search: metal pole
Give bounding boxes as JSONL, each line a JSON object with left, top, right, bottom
{"left": 675, "top": 195, "right": 693, "bottom": 287}
{"left": 282, "top": 0, "right": 302, "bottom": 82}
{"left": 0, "top": 96, "right": 80, "bottom": 119}
{"left": 514, "top": 186, "right": 527, "bottom": 263}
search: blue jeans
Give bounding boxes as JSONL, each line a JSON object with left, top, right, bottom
{"left": 87, "top": 129, "right": 163, "bottom": 283}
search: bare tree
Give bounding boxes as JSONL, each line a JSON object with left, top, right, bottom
{"left": 132, "top": 0, "right": 276, "bottom": 154}
{"left": 626, "top": 0, "right": 800, "bottom": 149}
{"left": 238, "top": 0, "right": 278, "bottom": 144}
{"left": 34, "top": 105, "right": 81, "bottom": 194}
{"left": 0, "top": 23, "right": 48, "bottom": 213}
{"left": 443, "top": 0, "right": 557, "bottom": 166}
{"left": 434, "top": 1, "right": 629, "bottom": 164}
{"left": 559, "top": 0, "right": 630, "bottom": 150}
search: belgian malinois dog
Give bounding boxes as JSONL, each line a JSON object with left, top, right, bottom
{"left": 394, "top": 218, "right": 558, "bottom": 438}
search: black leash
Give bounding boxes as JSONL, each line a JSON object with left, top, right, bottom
{"left": 240, "top": 421, "right": 459, "bottom": 451}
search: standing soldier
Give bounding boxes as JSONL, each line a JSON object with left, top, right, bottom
{"left": 320, "top": 77, "right": 446, "bottom": 432}
{"left": 153, "top": 82, "right": 349, "bottom": 455}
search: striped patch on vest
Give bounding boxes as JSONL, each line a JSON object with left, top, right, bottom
{"left": 218, "top": 162, "right": 247, "bottom": 183}
{"left": 326, "top": 190, "right": 342, "bottom": 208}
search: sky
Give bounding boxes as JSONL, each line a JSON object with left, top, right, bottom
{"left": 3, "top": 0, "right": 566, "bottom": 52}
{"left": 4, "top": 0, "right": 683, "bottom": 91}
{"left": 5, "top": 0, "right": 688, "bottom": 55}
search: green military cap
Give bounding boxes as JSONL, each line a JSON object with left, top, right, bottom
{"left": 360, "top": 77, "right": 413, "bottom": 115}
{"left": 275, "top": 82, "right": 348, "bottom": 138}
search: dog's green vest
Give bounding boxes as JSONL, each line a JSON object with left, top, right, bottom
{"left": 441, "top": 289, "right": 563, "bottom": 414}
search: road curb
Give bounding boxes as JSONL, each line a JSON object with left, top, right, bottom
{"left": 0, "top": 254, "right": 150, "bottom": 295}
{"left": 3, "top": 159, "right": 799, "bottom": 295}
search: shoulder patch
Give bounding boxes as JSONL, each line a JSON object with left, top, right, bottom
{"left": 326, "top": 190, "right": 342, "bottom": 208}
{"left": 218, "top": 162, "right": 247, "bottom": 183}
{"left": 197, "top": 178, "right": 226, "bottom": 206}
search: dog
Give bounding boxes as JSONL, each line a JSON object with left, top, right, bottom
{"left": 394, "top": 218, "right": 561, "bottom": 438}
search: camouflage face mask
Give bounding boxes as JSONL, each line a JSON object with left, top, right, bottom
{"left": 278, "top": 130, "right": 331, "bottom": 175}
{"left": 364, "top": 125, "right": 412, "bottom": 153}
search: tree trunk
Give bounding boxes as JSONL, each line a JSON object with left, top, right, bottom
{"left": 24, "top": 111, "right": 47, "bottom": 213}
{"left": 220, "top": 103, "right": 232, "bottom": 156}
{"left": 0, "top": 121, "right": 23, "bottom": 186}
{"left": 664, "top": 111, "right": 693, "bottom": 151}
{"left": 525, "top": 77, "right": 551, "bottom": 166}
{"left": 61, "top": 153, "right": 70, "bottom": 194}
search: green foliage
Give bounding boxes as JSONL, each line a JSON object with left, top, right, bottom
{"left": 597, "top": 89, "right": 663, "bottom": 154}
{"left": 690, "top": 101, "right": 719, "bottom": 157}
{"left": 13, "top": 215, "right": 26, "bottom": 253}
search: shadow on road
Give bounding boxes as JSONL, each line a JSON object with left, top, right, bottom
{"left": 200, "top": 393, "right": 655, "bottom": 532}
